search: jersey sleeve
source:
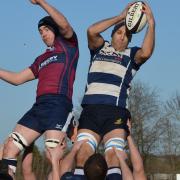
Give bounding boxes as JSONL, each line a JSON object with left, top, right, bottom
{"left": 89, "top": 41, "right": 105, "bottom": 60}
{"left": 29, "top": 57, "right": 39, "bottom": 78}
{"left": 130, "top": 46, "right": 141, "bottom": 59}
{"left": 130, "top": 46, "right": 143, "bottom": 69}
{"left": 61, "top": 31, "right": 79, "bottom": 47}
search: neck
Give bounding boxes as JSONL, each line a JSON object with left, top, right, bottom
{"left": 112, "top": 42, "right": 126, "bottom": 51}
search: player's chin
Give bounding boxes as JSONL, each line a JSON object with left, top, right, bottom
{"left": 42, "top": 39, "right": 51, "bottom": 46}
{"left": 45, "top": 41, "right": 54, "bottom": 47}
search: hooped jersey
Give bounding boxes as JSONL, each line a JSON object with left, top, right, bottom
{"left": 82, "top": 41, "right": 142, "bottom": 109}
{"left": 30, "top": 33, "right": 79, "bottom": 101}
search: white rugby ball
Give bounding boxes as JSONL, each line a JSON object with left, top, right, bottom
{"left": 125, "top": 1, "right": 147, "bottom": 34}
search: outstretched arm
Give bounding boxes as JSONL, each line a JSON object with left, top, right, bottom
{"left": 30, "top": 0, "right": 73, "bottom": 38}
{"left": 113, "top": 148, "right": 134, "bottom": 180}
{"left": 134, "top": 2, "right": 155, "bottom": 64}
{"left": 87, "top": 3, "right": 132, "bottom": 50}
{"left": 22, "top": 144, "right": 36, "bottom": 180}
{"left": 0, "top": 68, "right": 35, "bottom": 85}
{"left": 59, "top": 140, "right": 87, "bottom": 178}
{"left": 46, "top": 142, "right": 66, "bottom": 180}
{"left": 127, "top": 120, "right": 147, "bottom": 180}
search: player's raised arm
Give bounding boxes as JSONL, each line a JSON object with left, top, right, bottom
{"left": 30, "top": 0, "right": 73, "bottom": 38}
{"left": 134, "top": 2, "right": 155, "bottom": 64}
{"left": 87, "top": 3, "right": 132, "bottom": 50}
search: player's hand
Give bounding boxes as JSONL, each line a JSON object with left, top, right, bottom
{"left": 120, "top": 2, "right": 134, "bottom": 19}
{"left": 113, "top": 147, "right": 128, "bottom": 163}
{"left": 46, "top": 141, "right": 67, "bottom": 163}
{"left": 71, "top": 139, "right": 88, "bottom": 154}
{"left": 30, "top": 0, "right": 45, "bottom": 5}
{"left": 142, "top": 2, "right": 155, "bottom": 25}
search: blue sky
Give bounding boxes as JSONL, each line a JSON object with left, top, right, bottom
{"left": 0, "top": 0, "right": 180, "bottom": 145}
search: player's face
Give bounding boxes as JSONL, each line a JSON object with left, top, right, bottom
{"left": 39, "top": 25, "right": 55, "bottom": 47}
{"left": 112, "top": 26, "right": 129, "bottom": 50}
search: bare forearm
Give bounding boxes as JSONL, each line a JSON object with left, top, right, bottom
{"left": 88, "top": 14, "right": 125, "bottom": 49}
{"left": 0, "top": 68, "right": 35, "bottom": 85}
{"left": 51, "top": 161, "right": 60, "bottom": 180}
{"left": 120, "top": 160, "right": 134, "bottom": 180}
{"left": 0, "top": 69, "right": 22, "bottom": 85}
{"left": 141, "top": 22, "right": 155, "bottom": 58}
{"left": 88, "top": 15, "right": 124, "bottom": 35}
{"left": 127, "top": 136, "right": 144, "bottom": 171}
{"left": 59, "top": 150, "right": 76, "bottom": 177}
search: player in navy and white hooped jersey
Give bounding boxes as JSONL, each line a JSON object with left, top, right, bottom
{"left": 0, "top": 0, "right": 79, "bottom": 178}
{"left": 75, "top": 2, "right": 155, "bottom": 180}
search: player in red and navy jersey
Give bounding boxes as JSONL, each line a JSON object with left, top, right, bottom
{"left": 0, "top": 0, "right": 79, "bottom": 178}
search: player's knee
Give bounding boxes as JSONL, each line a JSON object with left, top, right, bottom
{"left": 77, "top": 133, "right": 98, "bottom": 152}
{"left": 8, "top": 132, "right": 28, "bottom": 152}
{"left": 76, "top": 132, "right": 98, "bottom": 166}
{"left": 104, "top": 137, "right": 125, "bottom": 152}
{"left": 3, "top": 138, "right": 20, "bottom": 157}
{"left": 104, "top": 137, "right": 125, "bottom": 166}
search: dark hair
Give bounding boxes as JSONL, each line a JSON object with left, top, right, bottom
{"left": 84, "top": 153, "right": 108, "bottom": 180}
{"left": 111, "top": 21, "right": 132, "bottom": 42}
{"left": 38, "top": 16, "right": 60, "bottom": 36}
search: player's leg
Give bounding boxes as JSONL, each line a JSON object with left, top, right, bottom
{"left": 43, "top": 96, "right": 75, "bottom": 179}
{"left": 2, "top": 124, "right": 40, "bottom": 177}
{"left": 75, "top": 105, "right": 102, "bottom": 178}
{"left": 102, "top": 107, "right": 130, "bottom": 180}
{"left": 103, "top": 129, "right": 125, "bottom": 180}
{"left": 76, "top": 129, "right": 100, "bottom": 167}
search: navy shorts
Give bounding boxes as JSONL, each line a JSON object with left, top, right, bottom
{"left": 18, "top": 94, "right": 73, "bottom": 134}
{"left": 78, "top": 104, "right": 131, "bottom": 137}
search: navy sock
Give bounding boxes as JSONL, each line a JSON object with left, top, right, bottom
{"left": 106, "top": 167, "right": 122, "bottom": 180}
{"left": 1, "top": 158, "right": 17, "bottom": 174}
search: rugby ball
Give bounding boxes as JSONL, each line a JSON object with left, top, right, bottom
{"left": 125, "top": 1, "right": 147, "bottom": 34}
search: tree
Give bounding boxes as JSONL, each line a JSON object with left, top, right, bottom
{"left": 159, "top": 93, "right": 180, "bottom": 172}
{"left": 128, "top": 80, "right": 163, "bottom": 166}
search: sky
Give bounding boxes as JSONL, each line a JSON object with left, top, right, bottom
{"left": 0, "top": 0, "right": 180, "bottom": 146}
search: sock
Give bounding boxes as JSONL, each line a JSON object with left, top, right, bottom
{"left": 1, "top": 158, "right": 17, "bottom": 174}
{"left": 106, "top": 167, "right": 122, "bottom": 180}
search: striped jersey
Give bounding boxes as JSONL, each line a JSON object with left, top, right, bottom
{"left": 82, "top": 41, "right": 142, "bottom": 108}
{"left": 29, "top": 32, "right": 79, "bottom": 101}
